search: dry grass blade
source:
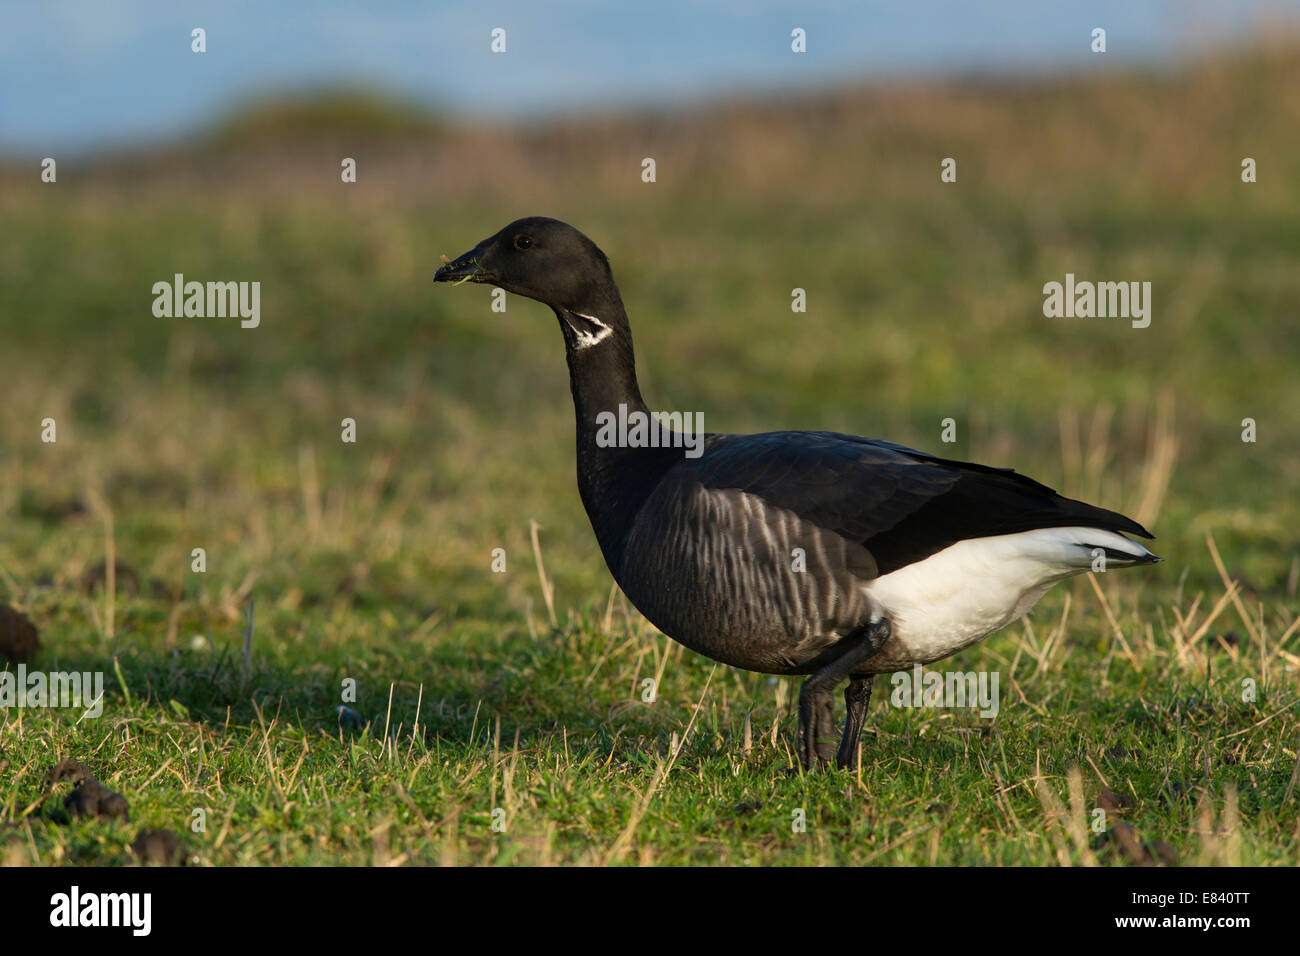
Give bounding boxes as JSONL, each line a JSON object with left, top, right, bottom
{"left": 1066, "top": 767, "right": 1100, "bottom": 867}
{"left": 1086, "top": 572, "right": 1140, "bottom": 669}
{"left": 1132, "top": 390, "right": 1178, "bottom": 530}
{"left": 1206, "top": 532, "right": 1263, "bottom": 649}
{"left": 84, "top": 485, "right": 117, "bottom": 641}
{"left": 1034, "top": 771, "right": 1073, "bottom": 866}
{"left": 298, "top": 443, "right": 323, "bottom": 541}
{"left": 530, "top": 518, "right": 557, "bottom": 628}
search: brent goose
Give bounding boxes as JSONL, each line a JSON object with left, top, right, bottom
{"left": 435, "top": 217, "right": 1159, "bottom": 771}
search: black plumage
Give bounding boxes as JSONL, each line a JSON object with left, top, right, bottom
{"left": 435, "top": 217, "right": 1158, "bottom": 770}
{"left": 686, "top": 431, "right": 1151, "bottom": 576}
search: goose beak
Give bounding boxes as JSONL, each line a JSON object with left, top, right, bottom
{"left": 434, "top": 244, "right": 494, "bottom": 284}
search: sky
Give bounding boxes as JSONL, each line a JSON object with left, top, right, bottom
{"left": 1, "top": 0, "right": 1296, "bottom": 153}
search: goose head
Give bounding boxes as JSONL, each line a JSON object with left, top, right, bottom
{"left": 435, "top": 217, "right": 619, "bottom": 314}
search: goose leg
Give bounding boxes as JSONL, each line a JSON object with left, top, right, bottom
{"left": 797, "top": 619, "right": 891, "bottom": 771}
{"left": 836, "top": 675, "right": 874, "bottom": 770}
{"left": 816, "top": 694, "right": 837, "bottom": 764}
{"left": 797, "top": 685, "right": 837, "bottom": 770}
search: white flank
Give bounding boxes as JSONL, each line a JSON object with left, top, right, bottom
{"left": 863, "top": 527, "right": 1153, "bottom": 667}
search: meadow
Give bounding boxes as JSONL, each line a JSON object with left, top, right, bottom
{"left": 0, "top": 45, "right": 1297, "bottom": 865}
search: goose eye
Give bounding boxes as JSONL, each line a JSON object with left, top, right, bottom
{"left": 514, "top": 235, "right": 533, "bottom": 250}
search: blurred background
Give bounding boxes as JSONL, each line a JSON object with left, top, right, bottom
{"left": 1, "top": 0, "right": 1298, "bottom": 660}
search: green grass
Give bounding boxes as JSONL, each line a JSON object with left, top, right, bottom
{"left": 1, "top": 47, "right": 1298, "bottom": 865}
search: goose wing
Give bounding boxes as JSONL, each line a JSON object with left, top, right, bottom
{"left": 685, "top": 430, "right": 1152, "bottom": 576}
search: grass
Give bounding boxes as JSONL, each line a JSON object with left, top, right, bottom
{"left": 1, "top": 45, "right": 1298, "bottom": 865}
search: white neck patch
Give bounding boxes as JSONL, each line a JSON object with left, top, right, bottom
{"left": 564, "top": 310, "right": 614, "bottom": 349}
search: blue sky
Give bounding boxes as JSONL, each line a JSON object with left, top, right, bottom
{"left": 1, "top": 0, "right": 1295, "bottom": 152}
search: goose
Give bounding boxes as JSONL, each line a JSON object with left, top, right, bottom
{"left": 434, "top": 217, "right": 1159, "bottom": 771}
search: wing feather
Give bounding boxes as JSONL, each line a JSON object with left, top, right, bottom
{"left": 679, "top": 431, "right": 1152, "bottom": 576}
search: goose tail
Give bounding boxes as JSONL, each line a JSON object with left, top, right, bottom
{"left": 1039, "top": 527, "right": 1161, "bottom": 569}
